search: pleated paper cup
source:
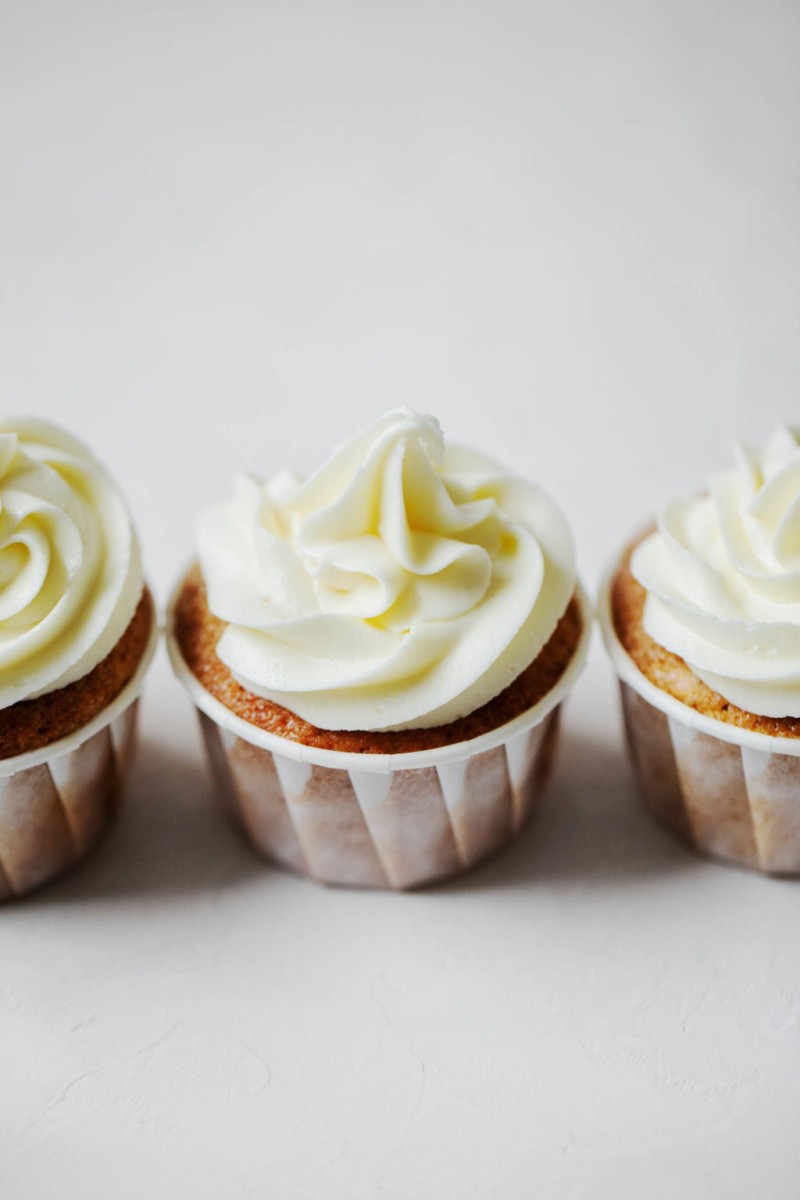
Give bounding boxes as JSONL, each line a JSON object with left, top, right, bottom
{"left": 167, "top": 589, "right": 591, "bottom": 891}
{"left": 599, "top": 558, "right": 800, "bottom": 876}
{"left": 0, "top": 613, "right": 158, "bottom": 901}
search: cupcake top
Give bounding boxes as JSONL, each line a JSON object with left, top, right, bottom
{"left": 197, "top": 408, "right": 577, "bottom": 732}
{"left": 631, "top": 426, "right": 800, "bottom": 718}
{"left": 0, "top": 418, "right": 143, "bottom": 710}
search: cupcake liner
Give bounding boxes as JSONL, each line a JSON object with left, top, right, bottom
{"left": 599, "top": 561, "right": 800, "bottom": 875}
{"left": 168, "top": 588, "right": 590, "bottom": 891}
{"left": 0, "top": 614, "right": 158, "bottom": 900}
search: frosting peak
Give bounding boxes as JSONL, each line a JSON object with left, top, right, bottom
{"left": 632, "top": 425, "right": 800, "bottom": 717}
{"left": 198, "top": 408, "right": 576, "bottom": 731}
{"left": 0, "top": 417, "right": 143, "bottom": 709}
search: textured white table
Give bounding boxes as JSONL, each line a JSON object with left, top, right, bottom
{"left": 2, "top": 2, "right": 799, "bottom": 1196}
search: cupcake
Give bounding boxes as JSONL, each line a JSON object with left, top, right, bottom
{"left": 600, "top": 426, "right": 800, "bottom": 875}
{"left": 0, "top": 418, "right": 157, "bottom": 899}
{"left": 168, "top": 408, "right": 589, "bottom": 889}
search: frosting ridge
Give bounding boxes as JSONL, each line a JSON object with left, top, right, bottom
{"left": 0, "top": 417, "right": 143, "bottom": 709}
{"left": 632, "top": 426, "right": 800, "bottom": 717}
{"left": 198, "top": 409, "right": 576, "bottom": 731}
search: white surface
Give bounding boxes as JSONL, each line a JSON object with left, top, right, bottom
{"left": 1, "top": 2, "right": 800, "bottom": 1197}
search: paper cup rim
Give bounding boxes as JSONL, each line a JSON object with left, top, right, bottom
{"left": 597, "top": 537, "right": 800, "bottom": 759}
{"left": 0, "top": 597, "right": 159, "bottom": 778}
{"left": 166, "top": 572, "right": 592, "bottom": 774}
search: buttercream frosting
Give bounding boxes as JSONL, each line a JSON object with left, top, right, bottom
{"left": 632, "top": 426, "right": 800, "bottom": 718}
{"left": 198, "top": 408, "right": 576, "bottom": 731}
{"left": 0, "top": 417, "right": 143, "bottom": 710}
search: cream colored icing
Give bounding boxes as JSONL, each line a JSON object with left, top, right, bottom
{"left": 632, "top": 426, "right": 800, "bottom": 718}
{"left": 0, "top": 417, "right": 143, "bottom": 709}
{"left": 198, "top": 409, "right": 576, "bottom": 731}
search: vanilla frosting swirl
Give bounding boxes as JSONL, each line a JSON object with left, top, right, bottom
{"left": 632, "top": 426, "right": 800, "bottom": 717}
{"left": 0, "top": 418, "right": 143, "bottom": 709}
{"left": 198, "top": 409, "right": 576, "bottom": 731}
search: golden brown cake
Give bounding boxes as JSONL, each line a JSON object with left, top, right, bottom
{"left": 0, "top": 589, "right": 155, "bottom": 760}
{"left": 612, "top": 536, "right": 800, "bottom": 739}
{"left": 175, "top": 565, "right": 582, "bottom": 754}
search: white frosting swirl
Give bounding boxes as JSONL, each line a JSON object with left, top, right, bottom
{"left": 0, "top": 417, "right": 143, "bottom": 710}
{"left": 198, "top": 409, "right": 576, "bottom": 731}
{"left": 632, "top": 426, "right": 800, "bottom": 717}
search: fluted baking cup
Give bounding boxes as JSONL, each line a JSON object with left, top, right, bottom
{"left": 599, "top": 558, "right": 800, "bottom": 875}
{"left": 167, "top": 588, "right": 591, "bottom": 890}
{"left": 0, "top": 613, "right": 158, "bottom": 900}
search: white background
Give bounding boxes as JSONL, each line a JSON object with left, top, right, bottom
{"left": 2, "top": 2, "right": 800, "bottom": 1197}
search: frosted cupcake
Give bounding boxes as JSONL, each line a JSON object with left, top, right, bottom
{"left": 0, "top": 418, "right": 157, "bottom": 898}
{"left": 600, "top": 427, "right": 800, "bottom": 875}
{"left": 168, "top": 409, "right": 590, "bottom": 889}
